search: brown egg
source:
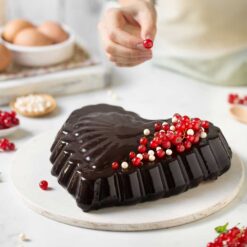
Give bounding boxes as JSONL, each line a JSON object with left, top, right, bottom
{"left": 13, "top": 28, "right": 53, "bottom": 47}
{"left": 0, "top": 44, "right": 11, "bottom": 72}
{"left": 2, "top": 19, "right": 35, "bottom": 43}
{"left": 38, "top": 21, "right": 69, "bottom": 43}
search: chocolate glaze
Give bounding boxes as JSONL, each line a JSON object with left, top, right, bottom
{"left": 50, "top": 104, "right": 232, "bottom": 212}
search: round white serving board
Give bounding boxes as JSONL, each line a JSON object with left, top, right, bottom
{"left": 11, "top": 130, "right": 245, "bottom": 231}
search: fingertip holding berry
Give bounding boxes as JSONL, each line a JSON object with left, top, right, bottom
{"left": 39, "top": 180, "right": 49, "bottom": 190}
{"left": 143, "top": 39, "right": 153, "bottom": 49}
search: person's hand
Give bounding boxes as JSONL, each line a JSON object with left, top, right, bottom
{"left": 98, "top": 0, "right": 157, "bottom": 67}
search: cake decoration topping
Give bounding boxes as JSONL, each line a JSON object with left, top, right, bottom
{"left": 111, "top": 162, "right": 119, "bottom": 170}
{"left": 121, "top": 162, "right": 129, "bottom": 169}
{"left": 143, "top": 128, "right": 150, "bottom": 136}
{"left": 136, "top": 153, "right": 143, "bottom": 160}
{"left": 111, "top": 113, "right": 209, "bottom": 171}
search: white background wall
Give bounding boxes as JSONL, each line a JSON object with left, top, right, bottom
{"left": 4, "top": 0, "right": 105, "bottom": 54}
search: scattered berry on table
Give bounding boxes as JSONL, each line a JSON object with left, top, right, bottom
{"left": 39, "top": 180, "right": 49, "bottom": 190}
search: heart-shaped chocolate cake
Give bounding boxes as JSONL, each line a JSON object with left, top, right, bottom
{"left": 50, "top": 104, "right": 232, "bottom": 212}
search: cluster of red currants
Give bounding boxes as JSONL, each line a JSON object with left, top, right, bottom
{"left": 207, "top": 224, "right": 247, "bottom": 247}
{"left": 112, "top": 113, "right": 209, "bottom": 171}
{"left": 0, "top": 110, "right": 20, "bottom": 129}
{"left": 228, "top": 94, "right": 247, "bottom": 105}
{"left": 0, "top": 138, "right": 15, "bottom": 151}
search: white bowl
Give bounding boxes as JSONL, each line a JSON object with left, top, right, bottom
{"left": 0, "top": 25, "right": 75, "bottom": 67}
{"left": 0, "top": 126, "right": 19, "bottom": 137}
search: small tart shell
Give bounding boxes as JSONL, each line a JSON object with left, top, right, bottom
{"left": 10, "top": 94, "right": 57, "bottom": 118}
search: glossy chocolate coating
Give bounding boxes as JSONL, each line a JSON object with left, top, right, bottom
{"left": 50, "top": 104, "right": 232, "bottom": 212}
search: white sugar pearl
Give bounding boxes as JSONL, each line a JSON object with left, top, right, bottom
{"left": 172, "top": 116, "right": 178, "bottom": 123}
{"left": 170, "top": 125, "right": 176, "bottom": 131}
{"left": 166, "top": 149, "right": 173, "bottom": 156}
{"left": 200, "top": 132, "right": 207, "bottom": 138}
{"left": 121, "top": 162, "right": 129, "bottom": 169}
{"left": 137, "top": 154, "right": 143, "bottom": 160}
{"left": 156, "top": 146, "right": 161, "bottom": 151}
{"left": 143, "top": 128, "right": 150, "bottom": 136}
{"left": 162, "top": 121, "right": 168, "bottom": 126}
{"left": 149, "top": 155, "right": 155, "bottom": 162}
{"left": 187, "top": 129, "right": 194, "bottom": 136}
{"left": 19, "top": 233, "right": 28, "bottom": 241}
{"left": 148, "top": 150, "right": 155, "bottom": 156}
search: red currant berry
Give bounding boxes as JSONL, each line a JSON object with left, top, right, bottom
{"left": 12, "top": 117, "right": 20, "bottom": 126}
{"left": 156, "top": 149, "right": 165, "bottom": 158}
{"left": 143, "top": 153, "right": 149, "bottom": 160}
{"left": 173, "top": 135, "right": 183, "bottom": 145}
{"left": 150, "top": 140, "right": 158, "bottom": 149}
{"left": 176, "top": 144, "right": 185, "bottom": 153}
{"left": 184, "top": 140, "right": 192, "bottom": 149}
{"left": 193, "top": 134, "right": 200, "bottom": 143}
{"left": 154, "top": 132, "right": 159, "bottom": 137}
{"left": 162, "top": 123, "right": 170, "bottom": 131}
{"left": 153, "top": 137, "right": 162, "bottom": 145}
{"left": 185, "top": 122, "right": 193, "bottom": 129}
{"left": 4, "top": 117, "right": 12, "bottom": 128}
{"left": 192, "top": 121, "right": 201, "bottom": 131}
{"left": 239, "top": 99, "right": 245, "bottom": 105}
{"left": 228, "top": 227, "right": 241, "bottom": 238}
{"left": 8, "top": 142, "right": 15, "bottom": 151}
{"left": 0, "top": 138, "right": 9, "bottom": 150}
{"left": 201, "top": 120, "right": 209, "bottom": 129}
{"left": 228, "top": 93, "right": 239, "bottom": 104}
{"left": 162, "top": 140, "right": 171, "bottom": 149}
{"left": 138, "top": 144, "right": 147, "bottom": 153}
{"left": 112, "top": 162, "right": 119, "bottom": 170}
{"left": 166, "top": 131, "right": 175, "bottom": 141}
{"left": 176, "top": 123, "right": 186, "bottom": 132}
{"left": 9, "top": 111, "right": 16, "bottom": 118}
{"left": 182, "top": 115, "right": 190, "bottom": 123}
{"left": 207, "top": 243, "right": 215, "bottom": 247}
{"left": 132, "top": 157, "right": 142, "bottom": 167}
{"left": 154, "top": 122, "right": 162, "bottom": 131}
{"left": 139, "top": 137, "right": 148, "bottom": 145}
{"left": 173, "top": 113, "right": 182, "bottom": 120}
{"left": 143, "top": 39, "right": 153, "bottom": 49}
{"left": 158, "top": 131, "right": 165, "bottom": 139}
{"left": 39, "top": 180, "right": 48, "bottom": 190}
{"left": 129, "top": 151, "right": 136, "bottom": 159}
{"left": 186, "top": 135, "right": 195, "bottom": 142}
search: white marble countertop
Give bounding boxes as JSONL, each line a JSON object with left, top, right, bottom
{"left": 1, "top": 63, "right": 247, "bottom": 247}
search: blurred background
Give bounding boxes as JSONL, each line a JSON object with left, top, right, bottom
{"left": 0, "top": 0, "right": 104, "bottom": 55}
